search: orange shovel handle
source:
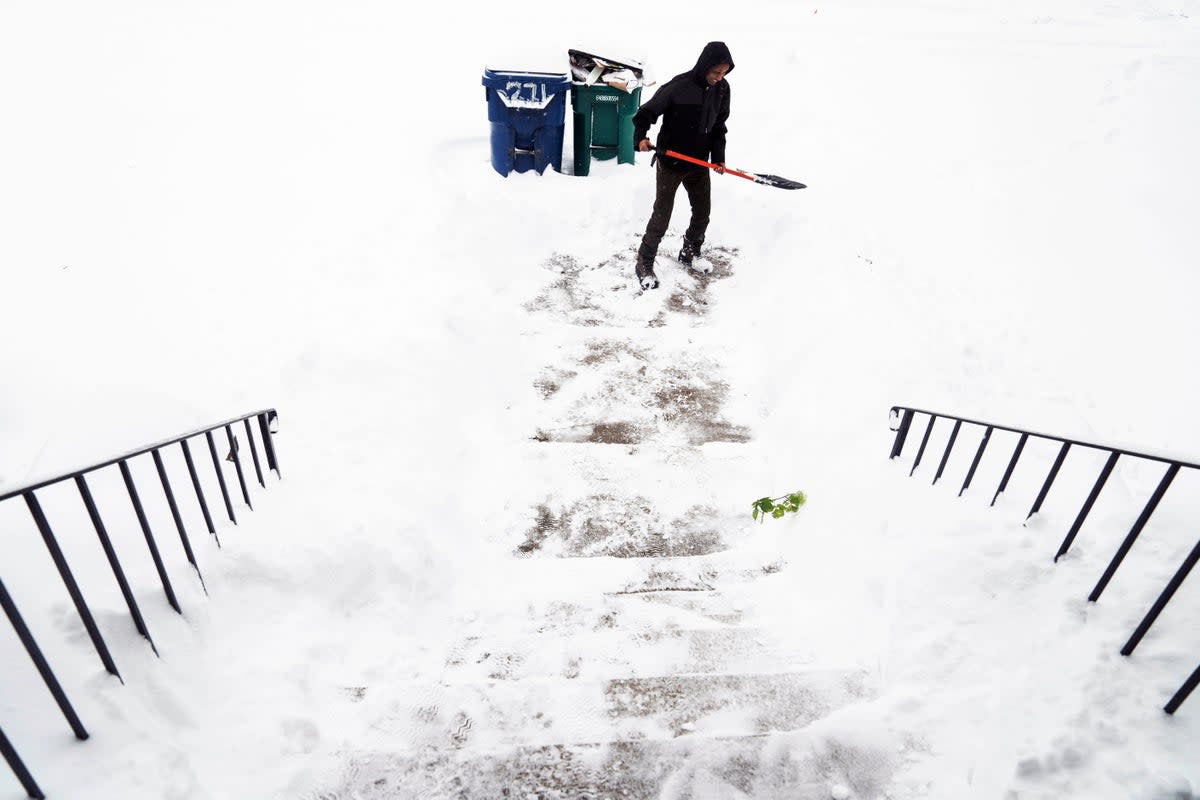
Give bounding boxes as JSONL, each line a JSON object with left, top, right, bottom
{"left": 662, "top": 149, "right": 755, "bottom": 181}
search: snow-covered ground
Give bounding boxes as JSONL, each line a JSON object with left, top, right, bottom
{"left": 2, "top": 1, "right": 1199, "bottom": 798}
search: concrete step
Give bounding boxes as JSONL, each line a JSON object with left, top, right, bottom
{"left": 448, "top": 561, "right": 784, "bottom": 641}
{"left": 317, "top": 726, "right": 888, "bottom": 800}
{"left": 515, "top": 494, "right": 736, "bottom": 558}
{"left": 612, "top": 586, "right": 747, "bottom": 625}
{"left": 529, "top": 335, "right": 752, "bottom": 447}
{"left": 441, "top": 626, "right": 817, "bottom": 683}
{"left": 368, "top": 669, "right": 870, "bottom": 753}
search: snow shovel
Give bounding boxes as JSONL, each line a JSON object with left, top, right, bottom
{"left": 658, "top": 148, "right": 806, "bottom": 190}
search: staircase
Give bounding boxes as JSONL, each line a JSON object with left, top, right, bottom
{"left": 316, "top": 243, "right": 888, "bottom": 799}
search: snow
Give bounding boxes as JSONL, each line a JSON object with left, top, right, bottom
{"left": 2, "top": 1, "right": 1199, "bottom": 799}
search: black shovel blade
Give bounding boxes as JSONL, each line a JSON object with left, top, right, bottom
{"left": 754, "top": 173, "right": 806, "bottom": 190}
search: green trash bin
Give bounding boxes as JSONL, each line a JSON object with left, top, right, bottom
{"left": 570, "top": 83, "right": 642, "bottom": 176}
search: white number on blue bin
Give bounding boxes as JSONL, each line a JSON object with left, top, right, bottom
{"left": 504, "top": 81, "right": 548, "bottom": 104}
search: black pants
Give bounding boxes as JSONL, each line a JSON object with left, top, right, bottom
{"left": 637, "top": 160, "right": 711, "bottom": 267}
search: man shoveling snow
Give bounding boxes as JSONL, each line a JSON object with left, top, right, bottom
{"left": 633, "top": 41, "right": 734, "bottom": 290}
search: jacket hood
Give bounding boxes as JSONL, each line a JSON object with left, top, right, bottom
{"left": 690, "top": 41, "right": 734, "bottom": 83}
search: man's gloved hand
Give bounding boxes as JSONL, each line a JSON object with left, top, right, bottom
{"left": 714, "top": 163, "right": 726, "bottom": 174}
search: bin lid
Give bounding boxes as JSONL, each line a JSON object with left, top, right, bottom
{"left": 483, "top": 68, "right": 570, "bottom": 83}
{"left": 484, "top": 45, "right": 571, "bottom": 80}
{"left": 568, "top": 48, "right": 645, "bottom": 77}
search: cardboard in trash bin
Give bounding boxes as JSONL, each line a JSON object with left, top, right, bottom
{"left": 568, "top": 48, "right": 648, "bottom": 93}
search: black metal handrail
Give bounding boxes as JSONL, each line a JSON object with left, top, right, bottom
{"left": 1, "top": 409, "right": 280, "bottom": 799}
{"left": 0, "top": 410, "right": 280, "bottom": 502}
{"left": 888, "top": 405, "right": 1198, "bottom": 717}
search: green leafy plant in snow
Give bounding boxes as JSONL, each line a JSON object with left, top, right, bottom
{"left": 751, "top": 491, "right": 807, "bottom": 523}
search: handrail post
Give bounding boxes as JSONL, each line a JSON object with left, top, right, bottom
{"left": 180, "top": 439, "right": 218, "bottom": 543}
{"left": 959, "top": 426, "right": 993, "bottom": 497}
{"left": 1121, "top": 538, "right": 1200, "bottom": 656}
{"left": 76, "top": 475, "right": 158, "bottom": 655}
{"left": 1090, "top": 464, "right": 1180, "bottom": 602}
{"left": 889, "top": 408, "right": 914, "bottom": 459}
{"left": 206, "top": 431, "right": 237, "bottom": 525}
{"left": 1027, "top": 442, "right": 1071, "bottom": 521}
{"left": 258, "top": 411, "right": 281, "bottom": 478}
{"left": 1054, "top": 451, "right": 1120, "bottom": 562}
{"left": 932, "top": 419, "right": 962, "bottom": 485}
{"left": 153, "top": 449, "right": 206, "bottom": 594}
{"left": 908, "top": 414, "right": 936, "bottom": 477}
{"left": 1165, "top": 663, "right": 1200, "bottom": 715}
{"left": 991, "top": 432, "right": 1028, "bottom": 507}
{"left": 121, "top": 460, "right": 182, "bottom": 614}
{"left": 243, "top": 418, "right": 266, "bottom": 488}
{"left": 225, "top": 425, "right": 253, "bottom": 510}
{"left": 24, "top": 492, "right": 121, "bottom": 680}
{"left": 0, "top": 577, "right": 89, "bottom": 740}
{"left": 0, "top": 725, "right": 45, "bottom": 799}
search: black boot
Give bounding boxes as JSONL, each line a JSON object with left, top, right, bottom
{"left": 636, "top": 258, "right": 659, "bottom": 290}
{"left": 678, "top": 239, "right": 701, "bottom": 268}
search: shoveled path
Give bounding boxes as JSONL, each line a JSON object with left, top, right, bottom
{"left": 318, "top": 239, "right": 894, "bottom": 799}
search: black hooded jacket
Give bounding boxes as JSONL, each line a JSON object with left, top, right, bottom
{"left": 633, "top": 42, "right": 734, "bottom": 171}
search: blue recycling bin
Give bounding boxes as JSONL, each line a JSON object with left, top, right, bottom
{"left": 482, "top": 68, "right": 570, "bottom": 176}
